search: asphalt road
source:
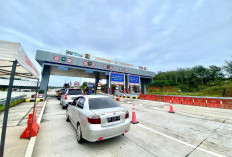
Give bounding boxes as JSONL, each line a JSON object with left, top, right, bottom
{"left": 32, "top": 97, "right": 232, "bottom": 157}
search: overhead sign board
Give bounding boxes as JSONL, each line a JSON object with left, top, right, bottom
{"left": 111, "top": 73, "right": 124, "bottom": 85}
{"left": 129, "top": 75, "right": 140, "bottom": 86}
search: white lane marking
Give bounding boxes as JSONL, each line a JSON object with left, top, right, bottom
{"left": 24, "top": 137, "right": 36, "bottom": 157}
{"left": 37, "top": 100, "right": 47, "bottom": 124}
{"left": 137, "top": 123, "right": 227, "bottom": 157}
{"left": 25, "top": 100, "right": 47, "bottom": 157}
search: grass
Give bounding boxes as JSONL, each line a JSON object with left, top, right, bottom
{"left": 147, "top": 80, "right": 232, "bottom": 97}
{"left": 0, "top": 98, "right": 25, "bottom": 112}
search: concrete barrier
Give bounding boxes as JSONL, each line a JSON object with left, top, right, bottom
{"left": 25, "top": 98, "right": 45, "bottom": 102}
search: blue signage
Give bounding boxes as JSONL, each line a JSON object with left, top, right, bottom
{"left": 88, "top": 83, "right": 94, "bottom": 88}
{"left": 86, "top": 70, "right": 93, "bottom": 73}
{"left": 58, "top": 67, "right": 68, "bottom": 70}
{"left": 111, "top": 73, "right": 124, "bottom": 85}
{"left": 129, "top": 75, "right": 140, "bottom": 84}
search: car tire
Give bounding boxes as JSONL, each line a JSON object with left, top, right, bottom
{"left": 62, "top": 105, "right": 66, "bottom": 109}
{"left": 76, "top": 124, "right": 84, "bottom": 144}
{"left": 66, "top": 112, "right": 70, "bottom": 122}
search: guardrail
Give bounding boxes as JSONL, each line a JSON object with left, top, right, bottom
{"left": 139, "top": 94, "right": 232, "bottom": 109}
{"left": 0, "top": 95, "right": 26, "bottom": 105}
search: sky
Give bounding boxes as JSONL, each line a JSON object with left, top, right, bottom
{"left": 0, "top": 0, "right": 232, "bottom": 86}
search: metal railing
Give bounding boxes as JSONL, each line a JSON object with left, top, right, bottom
{"left": 0, "top": 94, "right": 26, "bottom": 105}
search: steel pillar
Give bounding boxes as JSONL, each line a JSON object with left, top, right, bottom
{"left": 0, "top": 60, "right": 17, "bottom": 157}
{"left": 39, "top": 64, "right": 50, "bottom": 97}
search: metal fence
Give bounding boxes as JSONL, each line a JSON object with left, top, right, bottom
{"left": 0, "top": 94, "right": 26, "bottom": 105}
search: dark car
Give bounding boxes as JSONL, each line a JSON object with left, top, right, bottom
{"left": 57, "top": 89, "right": 66, "bottom": 100}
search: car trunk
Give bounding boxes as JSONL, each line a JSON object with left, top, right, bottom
{"left": 67, "top": 95, "right": 81, "bottom": 101}
{"left": 90, "top": 107, "right": 126, "bottom": 127}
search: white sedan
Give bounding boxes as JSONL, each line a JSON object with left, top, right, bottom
{"left": 66, "top": 95, "right": 130, "bottom": 143}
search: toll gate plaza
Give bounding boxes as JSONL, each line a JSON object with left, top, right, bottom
{"left": 1, "top": 44, "right": 232, "bottom": 157}
{"left": 35, "top": 50, "right": 154, "bottom": 96}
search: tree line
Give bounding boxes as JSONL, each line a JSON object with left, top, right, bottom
{"left": 150, "top": 57, "right": 232, "bottom": 92}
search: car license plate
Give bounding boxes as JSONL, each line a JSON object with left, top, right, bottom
{"left": 107, "top": 116, "right": 120, "bottom": 122}
{"left": 72, "top": 97, "right": 76, "bottom": 100}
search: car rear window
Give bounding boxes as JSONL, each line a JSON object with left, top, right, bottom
{"left": 89, "top": 97, "right": 121, "bottom": 110}
{"left": 68, "top": 89, "right": 82, "bottom": 95}
{"left": 59, "top": 89, "right": 65, "bottom": 92}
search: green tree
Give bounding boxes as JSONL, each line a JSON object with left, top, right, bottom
{"left": 224, "top": 58, "right": 232, "bottom": 78}
{"left": 208, "top": 65, "right": 224, "bottom": 81}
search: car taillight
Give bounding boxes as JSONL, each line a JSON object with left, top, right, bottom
{"left": 65, "top": 93, "right": 68, "bottom": 100}
{"left": 125, "top": 111, "right": 129, "bottom": 119}
{"left": 88, "top": 115, "right": 101, "bottom": 124}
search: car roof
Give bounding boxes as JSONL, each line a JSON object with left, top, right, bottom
{"left": 67, "top": 88, "right": 81, "bottom": 90}
{"left": 85, "top": 95, "right": 110, "bottom": 99}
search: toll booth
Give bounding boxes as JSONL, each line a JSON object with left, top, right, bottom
{"left": 85, "top": 82, "right": 94, "bottom": 95}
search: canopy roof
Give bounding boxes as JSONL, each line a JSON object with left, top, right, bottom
{"left": 0, "top": 40, "right": 39, "bottom": 79}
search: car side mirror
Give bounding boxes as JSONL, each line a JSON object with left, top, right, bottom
{"left": 71, "top": 101, "right": 76, "bottom": 106}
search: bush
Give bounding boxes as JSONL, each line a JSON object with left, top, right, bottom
{"left": 178, "top": 84, "right": 192, "bottom": 92}
{"left": 0, "top": 98, "right": 25, "bottom": 112}
{"left": 38, "top": 90, "right": 45, "bottom": 94}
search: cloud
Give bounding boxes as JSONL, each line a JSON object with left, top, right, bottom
{"left": 152, "top": 14, "right": 165, "bottom": 25}
{"left": 0, "top": 0, "right": 232, "bottom": 86}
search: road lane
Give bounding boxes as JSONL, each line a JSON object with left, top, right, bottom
{"left": 33, "top": 97, "right": 232, "bottom": 157}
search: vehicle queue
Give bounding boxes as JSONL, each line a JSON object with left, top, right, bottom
{"left": 55, "top": 88, "right": 130, "bottom": 143}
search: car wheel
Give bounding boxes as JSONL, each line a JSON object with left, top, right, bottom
{"left": 76, "top": 124, "right": 84, "bottom": 144}
{"left": 66, "top": 111, "right": 70, "bottom": 122}
{"left": 62, "top": 105, "right": 66, "bottom": 109}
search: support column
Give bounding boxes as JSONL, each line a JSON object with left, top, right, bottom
{"left": 124, "top": 74, "right": 126, "bottom": 94}
{"left": 106, "top": 75, "right": 109, "bottom": 94}
{"left": 127, "top": 74, "right": 130, "bottom": 94}
{"left": 125, "top": 75, "right": 128, "bottom": 94}
{"left": 141, "top": 79, "right": 147, "bottom": 94}
{"left": 39, "top": 64, "right": 50, "bottom": 97}
{"left": 94, "top": 73, "right": 100, "bottom": 94}
{"left": 108, "top": 72, "right": 111, "bottom": 94}
{"left": 0, "top": 60, "right": 17, "bottom": 157}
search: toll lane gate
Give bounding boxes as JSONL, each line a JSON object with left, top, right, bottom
{"left": 35, "top": 50, "right": 155, "bottom": 96}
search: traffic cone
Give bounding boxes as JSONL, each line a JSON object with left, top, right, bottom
{"left": 131, "top": 104, "right": 139, "bottom": 124}
{"left": 169, "top": 100, "right": 175, "bottom": 113}
{"left": 118, "top": 95, "right": 120, "bottom": 101}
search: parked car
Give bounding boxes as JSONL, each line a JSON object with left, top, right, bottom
{"left": 66, "top": 95, "right": 130, "bottom": 143}
{"left": 57, "top": 89, "right": 66, "bottom": 100}
{"left": 60, "top": 88, "right": 83, "bottom": 109}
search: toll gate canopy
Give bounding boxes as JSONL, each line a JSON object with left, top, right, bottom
{"left": 36, "top": 50, "right": 155, "bottom": 95}
{"left": 0, "top": 40, "right": 39, "bottom": 79}
{"left": 0, "top": 40, "right": 39, "bottom": 157}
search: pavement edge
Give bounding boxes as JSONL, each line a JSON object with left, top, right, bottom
{"left": 24, "top": 100, "right": 47, "bottom": 157}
